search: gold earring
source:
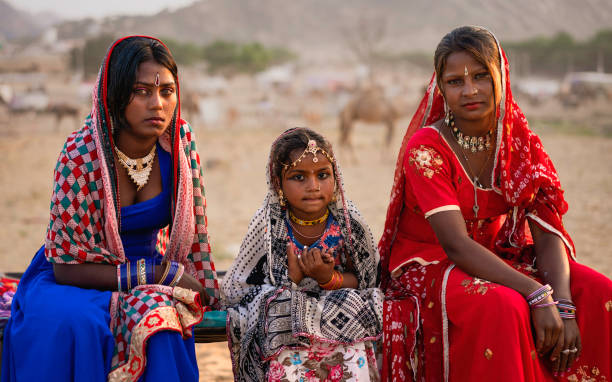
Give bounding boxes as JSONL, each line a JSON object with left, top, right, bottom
{"left": 278, "top": 189, "right": 286, "bottom": 207}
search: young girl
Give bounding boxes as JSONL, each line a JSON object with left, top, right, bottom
{"left": 222, "top": 128, "right": 383, "bottom": 382}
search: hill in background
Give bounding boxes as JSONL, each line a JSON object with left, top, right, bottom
{"left": 2, "top": 0, "right": 612, "bottom": 56}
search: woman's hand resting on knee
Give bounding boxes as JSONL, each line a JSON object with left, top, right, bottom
{"left": 531, "top": 297, "right": 581, "bottom": 375}
{"left": 176, "top": 273, "right": 209, "bottom": 305}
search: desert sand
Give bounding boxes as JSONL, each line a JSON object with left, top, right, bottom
{"left": 1, "top": 94, "right": 611, "bottom": 381}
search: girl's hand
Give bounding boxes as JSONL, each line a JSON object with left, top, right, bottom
{"left": 530, "top": 298, "right": 564, "bottom": 361}
{"left": 299, "top": 247, "right": 335, "bottom": 284}
{"left": 553, "top": 319, "right": 581, "bottom": 375}
{"left": 287, "top": 244, "right": 304, "bottom": 284}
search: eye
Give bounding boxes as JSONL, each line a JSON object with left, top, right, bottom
{"left": 475, "top": 72, "right": 491, "bottom": 80}
{"left": 318, "top": 172, "right": 331, "bottom": 180}
{"left": 447, "top": 78, "right": 462, "bottom": 86}
{"left": 133, "top": 87, "right": 149, "bottom": 96}
{"left": 161, "top": 87, "right": 175, "bottom": 96}
{"left": 290, "top": 174, "right": 304, "bottom": 181}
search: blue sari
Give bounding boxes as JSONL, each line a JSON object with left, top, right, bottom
{"left": 2, "top": 144, "right": 199, "bottom": 382}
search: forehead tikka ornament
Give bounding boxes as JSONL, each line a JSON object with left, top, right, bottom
{"left": 154, "top": 73, "right": 160, "bottom": 87}
{"left": 282, "top": 139, "right": 335, "bottom": 170}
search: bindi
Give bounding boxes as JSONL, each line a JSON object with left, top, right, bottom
{"left": 154, "top": 73, "right": 160, "bottom": 87}
{"left": 464, "top": 66, "right": 469, "bottom": 77}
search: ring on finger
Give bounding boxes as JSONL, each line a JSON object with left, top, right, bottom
{"left": 569, "top": 348, "right": 578, "bottom": 353}
{"left": 561, "top": 349, "right": 571, "bottom": 354}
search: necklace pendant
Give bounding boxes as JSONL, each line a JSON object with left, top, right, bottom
{"left": 473, "top": 178, "right": 479, "bottom": 218}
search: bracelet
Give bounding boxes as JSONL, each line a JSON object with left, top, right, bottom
{"left": 160, "top": 261, "right": 180, "bottom": 286}
{"left": 145, "top": 259, "right": 155, "bottom": 284}
{"left": 527, "top": 284, "right": 553, "bottom": 307}
{"left": 137, "top": 259, "right": 147, "bottom": 286}
{"left": 532, "top": 301, "right": 558, "bottom": 308}
{"left": 319, "top": 271, "right": 343, "bottom": 290}
{"left": 158, "top": 262, "right": 171, "bottom": 284}
{"left": 116, "top": 264, "right": 122, "bottom": 292}
{"left": 169, "top": 263, "right": 185, "bottom": 287}
{"left": 556, "top": 300, "right": 576, "bottom": 319}
{"left": 124, "top": 261, "right": 132, "bottom": 290}
{"left": 129, "top": 261, "right": 139, "bottom": 289}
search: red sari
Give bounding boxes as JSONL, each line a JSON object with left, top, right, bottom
{"left": 379, "top": 34, "right": 612, "bottom": 382}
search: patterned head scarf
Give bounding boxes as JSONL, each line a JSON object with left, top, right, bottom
{"left": 222, "top": 127, "right": 382, "bottom": 382}
{"left": 43, "top": 35, "right": 219, "bottom": 380}
{"left": 378, "top": 26, "right": 575, "bottom": 286}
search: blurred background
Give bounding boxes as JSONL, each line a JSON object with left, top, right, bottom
{"left": 1, "top": 1, "right": 611, "bottom": 379}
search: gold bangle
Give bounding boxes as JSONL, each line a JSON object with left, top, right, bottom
{"left": 158, "top": 262, "right": 171, "bottom": 285}
{"left": 169, "top": 263, "right": 185, "bottom": 287}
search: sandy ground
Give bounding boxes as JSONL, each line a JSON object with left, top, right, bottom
{"left": 1, "top": 101, "right": 611, "bottom": 380}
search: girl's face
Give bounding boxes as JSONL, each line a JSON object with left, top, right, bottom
{"left": 441, "top": 50, "right": 496, "bottom": 126}
{"left": 280, "top": 150, "right": 335, "bottom": 220}
{"left": 123, "top": 60, "right": 177, "bottom": 140}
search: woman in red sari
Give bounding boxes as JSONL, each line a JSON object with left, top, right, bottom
{"left": 379, "top": 26, "right": 612, "bottom": 381}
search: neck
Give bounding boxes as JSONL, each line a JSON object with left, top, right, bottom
{"left": 115, "top": 132, "right": 158, "bottom": 158}
{"left": 454, "top": 113, "right": 496, "bottom": 137}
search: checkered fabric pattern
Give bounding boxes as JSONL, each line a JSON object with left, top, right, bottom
{"left": 110, "top": 289, "right": 174, "bottom": 367}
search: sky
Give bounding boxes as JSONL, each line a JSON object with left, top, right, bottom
{"left": 6, "top": 0, "right": 198, "bottom": 20}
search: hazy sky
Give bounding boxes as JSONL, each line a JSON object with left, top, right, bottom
{"left": 6, "top": 0, "right": 198, "bottom": 20}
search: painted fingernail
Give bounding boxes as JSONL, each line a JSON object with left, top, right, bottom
{"left": 551, "top": 357, "right": 557, "bottom": 362}
{"left": 554, "top": 372, "right": 558, "bottom": 377}
{"left": 566, "top": 368, "right": 570, "bottom": 372}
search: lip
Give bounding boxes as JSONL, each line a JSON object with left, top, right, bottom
{"left": 145, "top": 117, "right": 165, "bottom": 125}
{"left": 462, "top": 102, "right": 483, "bottom": 110}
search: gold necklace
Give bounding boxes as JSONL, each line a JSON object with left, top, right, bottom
{"left": 447, "top": 112, "right": 493, "bottom": 152}
{"left": 288, "top": 219, "right": 325, "bottom": 239}
{"left": 289, "top": 209, "right": 329, "bottom": 226}
{"left": 115, "top": 144, "right": 156, "bottom": 191}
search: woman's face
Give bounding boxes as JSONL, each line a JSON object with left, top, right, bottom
{"left": 123, "top": 60, "right": 177, "bottom": 140}
{"left": 280, "top": 150, "right": 335, "bottom": 220}
{"left": 441, "top": 50, "right": 496, "bottom": 125}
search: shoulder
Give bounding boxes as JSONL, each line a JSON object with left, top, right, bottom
{"left": 406, "top": 125, "right": 444, "bottom": 150}
{"left": 57, "top": 119, "right": 98, "bottom": 169}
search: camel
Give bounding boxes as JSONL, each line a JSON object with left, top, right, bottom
{"left": 338, "top": 86, "right": 400, "bottom": 152}
{"left": 45, "top": 103, "right": 81, "bottom": 131}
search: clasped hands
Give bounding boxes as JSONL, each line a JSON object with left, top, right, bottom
{"left": 286, "top": 243, "right": 335, "bottom": 285}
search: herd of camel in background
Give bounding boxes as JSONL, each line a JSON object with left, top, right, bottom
{"left": 0, "top": 83, "right": 407, "bottom": 153}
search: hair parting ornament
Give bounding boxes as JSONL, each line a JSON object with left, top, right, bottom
{"left": 282, "top": 139, "right": 335, "bottom": 170}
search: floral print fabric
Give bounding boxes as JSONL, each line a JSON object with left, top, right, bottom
{"left": 268, "top": 341, "right": 379, "bottom": 382}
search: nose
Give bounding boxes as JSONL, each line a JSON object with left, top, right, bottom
{"left": 149, "top": 91, "right": 163, "bottom": 109}
{"left": 461, "top": 77, "right": 477, "bottom": 97}
{"left": 306, "top": 176, "right": 320, "bottom": 191}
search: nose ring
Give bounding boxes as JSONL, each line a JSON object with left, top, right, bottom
{"left": 471, "top": 88, "right": 478, "bottom": 95}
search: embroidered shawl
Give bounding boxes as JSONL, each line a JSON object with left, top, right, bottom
{"left": 378, "top": 28, "right": 575, "bottom": 286}
{"left": 222, "top": 129, "right": 383, "bottom": 382}
{"left": 43, "top": 36, "right": 219, "bottom": 381}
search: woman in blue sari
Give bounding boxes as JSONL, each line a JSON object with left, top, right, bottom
{"left": 2, "top": 36, "right": 219, "bottom": 382}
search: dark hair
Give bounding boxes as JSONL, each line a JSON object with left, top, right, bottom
{"left": 270, "top": 127, "right": 334, "bottom": 188}
{"left": 434, "top": 26, "right": 501, "bottom": 100}
{"left": 106, "top": 36, "right": 178, "bottom": 133}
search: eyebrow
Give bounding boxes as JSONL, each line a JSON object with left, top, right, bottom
{"left": 285, "top": 165, "right": 333, "bottom": 175}
{"left": 443, "top": 66, "right": 487, "bottom": 79}
{"left": 134, "top": 81, "right": 176, "bottom": 87}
